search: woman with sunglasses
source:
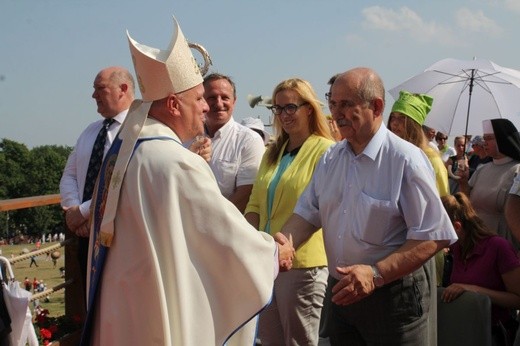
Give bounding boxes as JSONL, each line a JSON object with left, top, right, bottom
{"left": 245, "top": 78, "right": 334, "bottom": 345}
{"left": 436, "top": 131, "right": 456, "bottom": 163}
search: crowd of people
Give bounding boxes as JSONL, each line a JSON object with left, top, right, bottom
{"left": 387, "top": 96, "right": 520, "bottom": 345}
{"left": 55, "top": 15, "right": 520, "bottom": 346}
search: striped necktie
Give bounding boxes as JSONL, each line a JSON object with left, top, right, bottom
{"left": 82, "top": 118, "right": 115, "bottom": 202}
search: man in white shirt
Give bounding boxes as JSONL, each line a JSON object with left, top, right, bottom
{"left": 203, "top": 73, "right": 265, "bottom": 213}
{"left": 60, "top": 66, "right": 135, "bottom": 233}
{"left": 278, "top": 68, "right": 458, "bottom": 345}
{"left": 59, "top": 66, "right": 135, "bottom": 296}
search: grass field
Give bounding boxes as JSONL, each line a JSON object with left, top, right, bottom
{"left": 2, "top": 242, "right": 66, "bottom": 317}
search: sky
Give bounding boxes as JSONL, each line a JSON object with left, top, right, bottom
{"left": 1, "top": 0, "right": 520, "bottom": 148}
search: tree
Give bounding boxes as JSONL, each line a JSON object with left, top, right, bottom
{"left": 0, "top": 139, "right": 73, "bottom": 236}
{"left": 0, "top": 139, "right": 30, "bottom": 238}
{"left": 0, "top": 139, "right": 30, "bottom": 198}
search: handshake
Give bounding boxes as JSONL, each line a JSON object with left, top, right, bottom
{"left": 274, "top": 232, "right": 295, "bottom": 272}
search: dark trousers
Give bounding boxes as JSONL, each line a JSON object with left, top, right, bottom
{"left": 77, "top": 236, "right": 89, "bottom": 300}
{"left": 319, "top": 275, "right": 335, "bottom": 337}
{"left": 328, "top": 266, "right": 430, "bottom": 346}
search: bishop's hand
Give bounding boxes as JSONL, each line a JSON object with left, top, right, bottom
{"left": 274, "top": 232, "right": 295, "bottom": 271}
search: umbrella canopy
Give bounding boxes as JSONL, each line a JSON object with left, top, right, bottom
{"left": 389, "top": 58, "right": 520, "bottom": 136}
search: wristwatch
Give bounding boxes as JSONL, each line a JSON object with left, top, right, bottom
{"left": 371, "top": 265, "right": 385, "bottom": 288}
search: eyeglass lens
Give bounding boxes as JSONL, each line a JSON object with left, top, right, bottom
{"left": 270, "top": 103, "right": 305, "bottom": 115}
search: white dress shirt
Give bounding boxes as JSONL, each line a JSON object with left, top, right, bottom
{"left": 208, "top": 118, "right": 265, "bottom": 198}
{"left": 59, "top": 110, "right": 128, "bottom": 218}
{"left": 294, "top": 124, "right": 458, "bottom": 280}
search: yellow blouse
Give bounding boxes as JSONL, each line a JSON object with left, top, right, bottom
{"left": 245, "top": 134, "right": 334, "bottom": 268}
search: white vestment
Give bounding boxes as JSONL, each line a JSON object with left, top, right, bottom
{"left": 88, "top": 116, "right": 276, "bottom": 345}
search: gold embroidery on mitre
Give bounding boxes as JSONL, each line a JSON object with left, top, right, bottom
{"left": 191, "top": 56, "right": 200, "bottom": 74}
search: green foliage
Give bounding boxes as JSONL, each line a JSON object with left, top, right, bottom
{"left": 0, "top": 139, "right": 30, "bottom": 198}
{"left": 0, "top": 138, "right": 73, "bottom": 237}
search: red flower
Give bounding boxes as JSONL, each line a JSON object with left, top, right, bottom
{"left": 40, "top": 328, "right": 52, "bottom": 339}
{"left": 34, "top": 306, "right": 83, "bottom": 344}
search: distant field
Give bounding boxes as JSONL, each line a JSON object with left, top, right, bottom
{"left": 1, "top": 242, "right": 66, "bottom": 317}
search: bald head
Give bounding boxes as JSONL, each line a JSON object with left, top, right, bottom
{"left": 330, "top": 67, "right": 386, "bottom": 154}
{"left": 92, "top": 66, "right": 135, "bottom": 117}
{"left": 335, "top": 67, "right": 385, "bottom": 108}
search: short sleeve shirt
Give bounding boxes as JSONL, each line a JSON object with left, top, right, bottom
{"left": 208, "top": 119, "right": 265, "bottom": 198}
{"left": 450, "top": 235, "right": 520, "bottom": 323}
{"left": 294, "top": 124, "right": 458, "bottom": 279}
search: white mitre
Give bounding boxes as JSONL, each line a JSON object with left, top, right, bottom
{"left": 127, "top": 16, "right": 203, "bottom": 101}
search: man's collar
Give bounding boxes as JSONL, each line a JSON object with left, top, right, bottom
{"left": 111, "top": 109, "right": 129, "bottom": 124}
{"left": 205, "top": 117, "right": 235, "bottom": 138}
{"left": 344, "top": 123, "right": 385, "bottom": 160}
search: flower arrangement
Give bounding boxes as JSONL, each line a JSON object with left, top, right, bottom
{"left": 34, "top": 305, "right": 83, "bottom": 345}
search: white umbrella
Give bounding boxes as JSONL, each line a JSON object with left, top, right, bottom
{"left": 389, "top": 58, "right": 520, "bottom": 136}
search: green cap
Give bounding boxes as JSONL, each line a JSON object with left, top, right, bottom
{"left": 391, "top": 90, "right": 433, "bottom": 125}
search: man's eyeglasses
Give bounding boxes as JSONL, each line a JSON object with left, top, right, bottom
{"left": 325, "top": 92, "right": 331, "bottom": 101}
{"left": 269, "top": 103, "right": 308, "bottom": 116}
